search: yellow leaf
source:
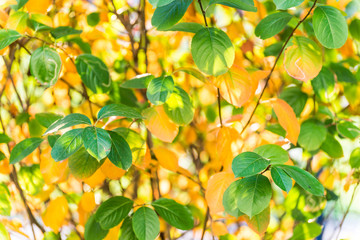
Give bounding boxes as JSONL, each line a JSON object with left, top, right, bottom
{"left": 40, "top": 148, "right": 68, "bottom": 184}
{"left": 153, "top": 147, "right": 179, "bottom": 172}
{"left": 143, "top": 106, "right": 179, "bottom": 143}
{"left": 216, "top": 127, "right": 239, "bottom": 171}
{"left": 42, "top": 196, "right": 69, "bottom": 233}
{"left": 212, "top": 221, "right": 228, "bottom": 236}
{"left": 271, "top": 99, "right": 300, "bottom": 145}
{"left": 83, "top": 168, "right": 106, "bottom": 189}
{"left": 205, "top": 172, "right": 235, "bottom": 214}
{"left": 6, "top": 11, "right": 29, "bottom": 34}
{"left": 104, "top": 225, "right": 120, "bottom": 240}
{"left": 100, "top": 159, "right": 126, "bottom": 180}
{"left": 284, "top": 37, "right": 322, "bottom": 82}
{"left": 79, "top": 192, "right": 96, "bottom": 212}
{"left": 213, "top": 65, "right": 257, "bottom": 108}
{"left": 25, "top": 0, "right": 52, "bottom": 14}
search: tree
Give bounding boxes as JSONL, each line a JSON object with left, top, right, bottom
{"left": 0, "top": 0, "right": 359, "bottom": 239}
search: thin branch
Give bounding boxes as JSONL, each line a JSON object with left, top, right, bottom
{"left": 240, "top": 0, "right": 318, "bottom": 135}
{"left": 200, "top": 207, "right": 210, "bottom": 240}
{"left": 335, "top": 181, "right": 360, "bottom": 239}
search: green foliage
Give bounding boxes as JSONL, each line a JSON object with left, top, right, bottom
{"left": 255, "top": 12, "right": 292, "bottom": 39}
{"left": 273, "top": 0, "right": 304, "bottom": 10}
{"left": 132, "top": 207, "right": 160, "bottom": 240}
{"left": 97, "top": 103, "right": 143, "bottom": 120}
{"left": 151, "top": 198, "right": 194, "bottom": 230}
{"left": 95, "top": 196, "right": 134, "bottom": 229}
{"left": 298, "top": 119, "right": 327, "bottom": 152}
{"left": 0, "top": 29, "right": 21, "bottom": 50}
{"left": 30, "top": 46, "right": 62, "bottom": 87}
{"left": 51, "top": 128, "right": 84, "bottom": 161}
{"left": 231, "top": 152, "right": 270, "bottom": 177}
{"left": 191, "top": 27, "right": 234, "bottom": 76}
{"left": 82, "top": 127, "right": 112, "bottom": 161}
{"left": 107, "top": 131, "right": 133, "bottom": 170}
{"left": 146, "top": 76, "right": 174, "bottom": 105}
{"left": 50, "top": 26, "right": 82, "bottom": 39}
{"left": 10, "top": 137, "right": 43, "bottom": 164}
{"left": 313, "top": 6, "right": 348, "bottom": 49}
{"left": 75, "top": 54, "right": 111, "bottom": 93}
{"left": 84, "top": 215, "right": 109, "bottom": 240}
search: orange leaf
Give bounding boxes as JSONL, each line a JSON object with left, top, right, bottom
{"left": 153, "top": 147, "right": 179, "bottom": 172}
{"left": 205, "top": 172, "right": 235, "bottom": 214}
{"left": 213, "top": 65, "right": 256, "bottom": 108}
{"left": 100, "top": 159, "right": 126, "bottom": 180}
{"left": 216, "top": 127, "right": 239, "bottom": 171}
{"left": 42, "top": 196, "right": 69, "bottom": 233}
{"left": 212, "top": 221, "right": 228, "bottom": 236}
{"left": 83, "top": 168, "right": 106, "bottom": 189}
{"left": 40, "top": 148, "right": 68, "bottom": 184}
{"left": 25, "top": 0, "right": 52, "bottom": 14}
{"left": 271, "top": 99, "right": 300, "bottom": 145}
{"left": 79, "top": 192, "right": 96, "bottom": 212}
{"left": 143, "top": 106, "right": 179, "bottom": 143}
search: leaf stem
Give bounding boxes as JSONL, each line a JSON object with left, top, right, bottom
{"left": 240, "top": 0, "right": 318, "bottom": 135}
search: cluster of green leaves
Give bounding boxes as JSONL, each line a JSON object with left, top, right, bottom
{"left": 223, "top": 144, "right": 324, "bottom": 221}
{"left": 85, "top": 196, "right": 194, "bottom": 240}
{"left": 9, "top": 104, "right": 146, "bottom": 174}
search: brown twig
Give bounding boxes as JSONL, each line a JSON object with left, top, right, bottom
{"left": 240, "top": 0, "right": 318, "bottom": 135}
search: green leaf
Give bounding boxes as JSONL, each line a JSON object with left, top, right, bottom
{"left": 165, "top": 22, "right": 204, "bottom": 33}
{"left": 75, "top": 54, "right": 111, "bottom": 93}
{"left": 313, "top": 6, "right": 348, "bottom": 49}
{"left": 18, "top": 165, "right": 44, "bottom": 195}
{"left": 68, "top": 147, "right": 103, "bottom": 179}
{"left": 191, "top": 27, "right": 235, "bottom": 76}
{"left": 243, "top": 207, "right": 270, "bottom": 235}
{"left": 107, "top": 131, "right": 132, "bottom": 170}
{"left": 30, "top": 46, "right": 62, "bottom": 87}
{"left": 149, "top": 0, "right": 175, "bottom": 8}
{"left": 298, "top": 119, "right": 327, "bottom": 152}
{"left": 222, "top": 180, "right": 244, "bottom": 217}
{"left": 209, "top": 0, "right": 257, "bottom": 12}
{"left": 235, "top": 175, "right": 272, "bottom": 218}
{"left": 273, "top": 0, "right": 304, "bottom": 10}
{"left": 255, "top": 12, "right": 292, "bottom": 39}
{"left": 0, "top": 29, "right": 21, "bottom": 50}
{"left": 349, "top": 18, "right": 360, "bottom": 41}
{"left": 320, "top": 133, "right": 343, "bottom": 158}
{"left": 280, "top": 87, "right": 308, "bottom": 117}
{"left": 10, "top": 138, "right": 44, "bottom": 164}
{"left": 44, "top": 113, "right": 91, "bottom": 135}
{"left": 311, "top": 67, "right": 336, "bottom": 103}
{"left": 151, "top": 0, "right": 193, "bottom": 30}
{"left": 48, "top": 135, "right": 60, "bottom": 148}
{"left": 84, "top": 215, "right": 108, "bottom": 240}
{"left": 50, "top": 26, "right": 82, "bottom": 39}
{"left": 0, "top": 184, "right": 11, "bottom": 216}
{"left": 87, "top": 12, "right": 100, "bottom": 27}
{"left": 68, "top": 37, "right": 92, "bottom": 54}
{"left": 119, "top": 217, "right": 138, "bottom": 240}
{"left": 0, "top": 222, "right": 10, "bottom": 240}
{"left": 232, "top": 152, "right": 270, "bottom": 177}
{"left": 97, "top": 103, "right": 143, "bottom": 120}
{"left": 163, "top": 86, "right": 194, "bottom": 125}
{"left": 264, "top": 42, "right": 283, "bottom": 57}
{"left": 95, "top": 196, "right": 134, "bottom": 229}
{"left": 278, "top": 165, "right": 324, "bottom": 196}
{"left": 43, "top": 232, "right": 60, "bottom": 240}
{"left": 290, "top": 222, "right": 322, "bottom": 240}
{"left": 151, "top": 198, "right": 194, "bottom": 230}
{"left": 121, "top": 74, "right": 154, "bottom": 89}
{"left": 330, "top": 63, "right": 357, "bottom": 84}
{"left": 132, "top": 207, "right": 160, "bottom": 240}
{"left": 51, "top": 129, "right": 84, "bottom": 162}
{"left": 173, "top": 67, "right": 207, "bottom": 82}
{"left": 82, "top": 127, "right": 112, "bottom": 161}
{"left": 146, "top": 76, "right": 175, "bottom": 105}
{"left": 113, "top": 128, "right": 146, "bottom": 164}
{"left": 254, "top": 144, "right": 289, "bottom": 165}
{"left": 0, "top": 152, "right": 5, "bottom": 161}
{"left": 271, "top": 166, "right": 292, "bottom": 193}
{"left": 350, "top": 148, "right": 360, "bottom": 169}
{"left": 10, "top": 0, "right": 29, "bottom": 10}
{"left": 0, "top": 133, "right": 11, "bottom": 144}
{"left": 35, "top": 113, "right": 63, "bottom": 128}
{"left": 337, "top": 120, "right": 360, "bottom": 140}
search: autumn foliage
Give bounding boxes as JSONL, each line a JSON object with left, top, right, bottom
{"left": 0, "top": 0, "right": 360, "bottom": 239}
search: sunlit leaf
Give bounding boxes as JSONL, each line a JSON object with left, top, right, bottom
{"left": 284, "top": 37, "right": 322, "bottom": 82}
{"left": 0, "top": 29, "right": 21, "bottom": 50}
{"left": 132, "top": 207, "right": 160, "bottom": 240}
{"left": 42, "top": 196, "right": 68, "bottom": 233}
{"left": 10, "top": 138, "right": 43, "bottom": 164}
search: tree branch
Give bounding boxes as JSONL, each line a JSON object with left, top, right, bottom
{"left": 240, "top": 0, "right": 318, "bottom": 135}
